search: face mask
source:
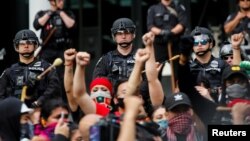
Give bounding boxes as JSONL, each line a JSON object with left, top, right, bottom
{"left": 91, "top": 90, "right": 112, "bottom": 99}
{"left": 20, "top": 122, "right": 33, "bottom": 140}
{"left": 157, "top": 120, "right": 168, "bottom": 130}
{"left": 91, "top": 91, "right": 112, "bottom": 106}
{"left": 226, "top": 84, "right": 248, "bottom": 98}
{"left": 117, "top": 98, "right": 125, "bottom": 109}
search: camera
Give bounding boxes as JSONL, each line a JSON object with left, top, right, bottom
{"left": 89, "top": 114, "right": 120, "bottom": 141}
{"left": 89, "top": 114, "right": 161, "bottom": 141}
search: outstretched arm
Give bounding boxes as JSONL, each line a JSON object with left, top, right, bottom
{"left": 231, "top": 32, "right": 244, "bottom": 65}
{"left": 117, "top": 96, "right": 142, "bottom": 141}
{"left": 126, "top": 48, "right": 150, "bottom": 97}
{"left": 73, "top": 52, "right": 96, "bottom": 114}
{"left": 64, "top": 48, "right": 77, "bottom": 111}
{"left": 142, "top": 32, "right": 164, "bottom": 106}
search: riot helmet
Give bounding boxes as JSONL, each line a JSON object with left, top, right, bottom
{"left": 111, "top": 18, "right": 136, "bottom": 36}
{"left": 13, "top": 29, "right": 39, "bottom": 47}
{"left": 220, "top": 41, "right": 249, "bottom": 61}
{"left": 191, "top": 26, "right": 215, "bottom": 47}
{"left": 13, "top": 29, "right": 39, "bottom": 58}
{"left": 220, "top": 41, "right": 233, "bottom": 58}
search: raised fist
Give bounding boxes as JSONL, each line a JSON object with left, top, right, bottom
{"left": 75, "top": 52, "right": 90, "bottom": 66}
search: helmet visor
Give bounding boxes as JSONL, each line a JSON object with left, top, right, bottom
{"left": 18, "top": 40, "right": 38, "bottom": 46}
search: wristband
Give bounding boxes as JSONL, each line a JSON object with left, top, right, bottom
{"left": 232, "top": 47, "right": 240, "bottom": 50}
{"left": 64, "top": 62, "right": 73, "bottom": 66}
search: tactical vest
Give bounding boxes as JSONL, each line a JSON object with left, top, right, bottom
{"left": 42, "top": 12, "right": 69, "bottom": 42}
{"left": 8, "top": 60, "right": 47, "bottom": 99}
{"left": 107, "top": 51, "right": 135, "bottom": 85}
{"left": 190, "top": 58, "right": 225, "bottom": 89}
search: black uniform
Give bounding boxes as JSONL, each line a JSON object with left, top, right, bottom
{"left": 191, "top": 57, "right": 229, "bottom": 89}
{"left": 33, "top": 9, "right": 75, "bottom": 102}
{"left": 0, "top": 59, "right": 61, "bottom": 107}
{"left": 178, "top": 56, "right": 229, "bottom": 125}
{"left": 147, "top": 2, "right": 188, "bottom": 62}
{"left": 93, "top": 48, "right": 137, "bottom": 87}
{"left": 224, "top": 12, "right": 250, "bottom": 35}
{"left": 33, "top": 10, "right": 75, "bottom": 64}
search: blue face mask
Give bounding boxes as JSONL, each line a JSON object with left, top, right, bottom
{"left": 20, "top": 122, "right": 33, "bottom": 140}
{"left": 157, "top": 120, "right": 168, "bottom": 130}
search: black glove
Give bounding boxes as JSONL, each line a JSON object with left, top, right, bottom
{"left": 179, "top": 35, "right": 194, "bottom": 56}
{"left": 25, "top": 72, "right": 39, "bottom": 99}
{"left": 25, "top": 72, "right": 38, "bottom": 88}
{"left": 159, "top": 29, "right": 173, "bottom": 41}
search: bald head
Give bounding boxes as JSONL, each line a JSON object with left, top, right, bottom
{"left": 79, "top": 114, "right": 102, "bottom": 141}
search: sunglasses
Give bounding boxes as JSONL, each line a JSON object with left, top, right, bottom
{"left": 222, "top": 56, "right": 233, "bottom": 60}
{"left": 193, "top": 39, "right": 208, "bottom": 46}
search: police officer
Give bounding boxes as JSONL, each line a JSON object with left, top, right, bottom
{"left": 93, "top": 17, "right": 137, "bottom": 88}
{"left": 33, "top": 0, "right": 76, "bottom": 63}
{"left": 177, "top": 26, "right": 230, "bottom": 125}
{"left": 220, "top": 42, "right": 234, "bottom": 65}
{"left": 220, "top": 41, "right": 249, "bottom": 66}
{"left": 224, "top": 0, "right": 250, "bottom": 36}
{"left": 146, "top": 0, "right": 188, "bottom": 80}
{"left": 0, "top": 29, "right": 61, "bottom": 107}
{"left": 33, "top": 0, "right": 76, "bottom": 102}
{"left": 190, "top": 27, "right": 229, "bottom": 92}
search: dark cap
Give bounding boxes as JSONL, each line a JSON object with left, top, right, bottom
{"left": 191, "top": 26, "right": 215, "bottom": 47}
{"left": 221, "top": 66, "right": 249, "bottom": 82}
{"left": 164, "top": 92, "right": 191, "bottom": 110}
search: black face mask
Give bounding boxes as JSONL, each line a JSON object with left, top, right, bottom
{"left": 117, "top": 98, "right": 125, "bottom": 109}
{"left": 226, "top": 84, "right": 248, "bottom": 98}
{"left": 20, "top": 123, "right": 33, "bottom": 140}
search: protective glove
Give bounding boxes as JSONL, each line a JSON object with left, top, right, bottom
{"left": 24, "top": 72, "right": 39, "bottom": 99}
{"left": 159, "top": 29, "right": 173, "bottom": 41}
{"left": 25, "top": 72, "right": 38, "bottom": 88}
{"left": 179, "top": 35, "right": 194, "bottom": 56}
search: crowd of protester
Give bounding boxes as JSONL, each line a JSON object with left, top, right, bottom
{"left": 1, "top": 0, "right": 250, "bottom": 141}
